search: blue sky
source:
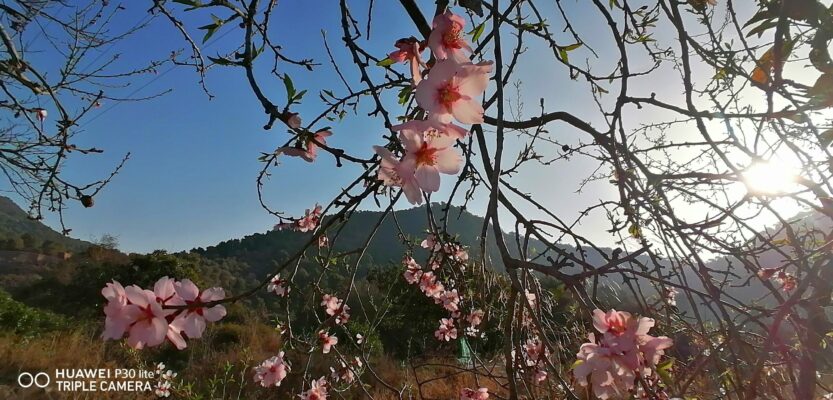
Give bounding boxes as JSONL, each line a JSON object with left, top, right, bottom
{"left": 8, "top": 0, "right": 770, "bottom": 253}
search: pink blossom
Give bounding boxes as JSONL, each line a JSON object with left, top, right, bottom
{"left": 318, "top": 236, "right": 329, "bottom": 248}
{"left": 420, "top": 233, "right": 440, "bottom": 250}
{"left": 573, "top": 336, "right": 636, "bottom": 400}
{"left": 524, "top": 336, "right": 545, "bottom": 366}
{"left": 415, "top": 60, "right": 492, "bottom": 124}
{"left": 445, "top": 243, "right": 469, "bottom": 262}
{"left": 373, "top": 145, "right": 422, "bottom": 205}
{"left": 298, "top": 377, "right": 328, "bottom": 400}
{"left": 419, "top": 271, "right": 445, "bottom": 298}
{"left": 639, "top": 335, "right": 674, "bottom": 373}
{"left": 393, "top": 119, "right": 469, "bottom": 141}
{"left": 434, "top": 318, "right": 457, "bottom": 341}
{"left": 466, "top": 309, "right": 484, "bottom": 327}
{"left": 403, "top": 256, "right": 423, "bottom": 284}
{"left": 268, "top": 274, "right": 290, "bottom": 297}
{"left": 321, "top": 294, "right": 342, "bottom": 316}
{"left": 278, "top": 131, "right": 332, "bottom": 163}
{"left": 33, "top": 108, "right": 47, "bottom": 122}
{"left": 758, "top": 268, "right": 777, "bottom": 280}
{"left": 171, "top": 279, "right": 227, "bottom": 340}
{"left": 398, "top": 127, "right": 462, "bottom": 192}
{"left": 287, "top": 113, "right": 302, "bottom": 129}
{"left": 319, "top": 294, "right": 350, "bottom": 325}
{"left": 101, "top": 281, "right": 134, "bottom": 340}
{"left": 428, "top": 11, "right": 473, "bottom": 63}
{"left": 297, "top": 204, "right": 323, "bottom": 232}
{"left": 575, "top": 310, "right": 674, "bottom": 399}
{"left": 330, "top": 358, "right": 361, "bottom": 384}
{"left": 534, "top": 369, "right": 548, "bottom": 383}
{"left": 154, "top": 381, "right": 171, "bottom": 397}
{"left": 389, "top": 37, "right": 427, "bottom": 84}
{"left": 319, "top": 330, "right": 338, "bottom": 354}
{"left": 776, "top": 271, "right": 797, "bottom": 291}
{"left": 663, "top": 287, "right": 679, "bottom": 307}
{"left": 122, "top": 285, "right": 168, "bottom": 349}
{"left": 460, "top": 387, "right": 489, "bottom": 400}
{"left": 254, "top": 352, "right": 290, "bottom": 388}
{"left": 438, "top": 289, "right": 461, "bottom": 313}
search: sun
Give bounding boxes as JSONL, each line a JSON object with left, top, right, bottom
{"left": 742, "top": 161, "right": 797, "bottom": 195}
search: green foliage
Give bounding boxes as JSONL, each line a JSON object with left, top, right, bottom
{"left": 0, "top": 289, "right": 67, "bottom": 335}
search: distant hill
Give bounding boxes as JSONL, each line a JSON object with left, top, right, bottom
{"left": 0, "top": 196, "right": 90, "bottom": 252}
{"left": 191, "top": 204, "right": 610, "bottom": 277}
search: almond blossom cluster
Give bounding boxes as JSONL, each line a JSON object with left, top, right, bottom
{"left": 460, "top": 387, "right": 490, "bottom": 400}
{"left": 376, "top": 9, "right": 493, "bottom": 205}
{"left": 573, "top": 309, "right": 673, "bottom": 400}
{"left": 275, "top": 204, "right": 323, "bottom": 232}
{"left": 321, "top": 294, "right": 351, "bottom": 325}
{"left": 401, "top": 235, "right": 484, "bottom": 342}
{"left": 522, "top": 336, "right": 549, "bottom": 383}
{"left": 254, "top": 352, "right": 291, "bottom": 388}
{"left": 101, "top": 277, "right": 226, "bottom": 350}
{"left": 278, "top": 130, "right": 333, "bottom": 163}
{"left": 330, "top": 357, "right": 363, "bottom": 385}
{"left": 267, "top": 273, "right": 290, "bottom": 297}
{"left": 299, "top": 377, "right": 329, "bottom": 400}
{"left": 758, "top": 267, "right": 797, "bottom": 291}
{"left": 153, "top": 362, "right": 177, "bottom": 398}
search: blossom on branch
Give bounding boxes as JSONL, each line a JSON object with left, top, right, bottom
{"left": 399, "top": 128, "right": 462, "bottom": 193}
{"left": 573, "top": 309, "right": 674, "bottom": 400}
{"left": 254, "top": 352, "right": 290, "bottom": 388}
{"left": 429, "top": 11, "right": 473, "bottom": 63}
{"left": 415, "top": 60, "right": 493, "bottom": 125}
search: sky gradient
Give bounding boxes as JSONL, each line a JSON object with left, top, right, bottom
{"left": 5, "top": 0, "right": 775, "bottom": 254}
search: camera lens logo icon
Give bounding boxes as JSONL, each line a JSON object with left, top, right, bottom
{"left": 17, "top": 372, "right": 50, "bottom": 388}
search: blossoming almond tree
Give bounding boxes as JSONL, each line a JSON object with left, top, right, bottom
{"left": 93, "top": 0, "right": 833, "bottom": 398}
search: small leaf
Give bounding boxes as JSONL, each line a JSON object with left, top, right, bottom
{"left": 628, "top": 223, "right": 642, "bottom": 239}
{"left": 563, "top": 43, "right": 583, "bottom": 52}
{"left": 198, "top": 14, "right": 225, "bottom": 43}
{"left": 208, "top": 56, "right": 235, "bottom": 66}
{"left": 282, "top": 74, "right": 296, "bottom": 101}
{"left": 469, "top": 23, "right": 486, "bottom": 43}
{"left": 397, "top": 86, "right": 413, "bottom": 105}
{"left": 657, "top": 358, "right": 674, "bottom": 387}
{"left": 559, "top": 49, "right": 569, "bottom": 63}
{"left": 376, "top": 58, "right": 395, "bottom": 67}
{"left": 293, "top": 89, "right": 308, "bottom": 103}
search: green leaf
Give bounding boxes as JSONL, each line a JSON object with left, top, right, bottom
{"left": 282, "top": 74, "right": 296, "bottom": 101}
{"left": 469, "top": 23, "right": 486, "bottom": 43}
{"left": 559, "top": 48, "right": 569, "bottom": 63}
{"left": 293, "top": 89, "right": 308, "bottom": 103}
{"left": 628, "top": 223, "right": 642, "bottom": 239}
{"left": 208, "top": 56, "right": 235, "bottom": 66}
{"left": 376, "top": 58, "right": 395, "bottom": 67}
{"left": 657, "top": 358, "right": 674, "bottom": 387}
{"left": 198, "top": 15, "right": 225, "bottom": 43}
{"left": 397, "top": 86, "right": 413, "bottom": 105}
{"left": 563, "top": 43, "right": 583, "bottom": 52}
